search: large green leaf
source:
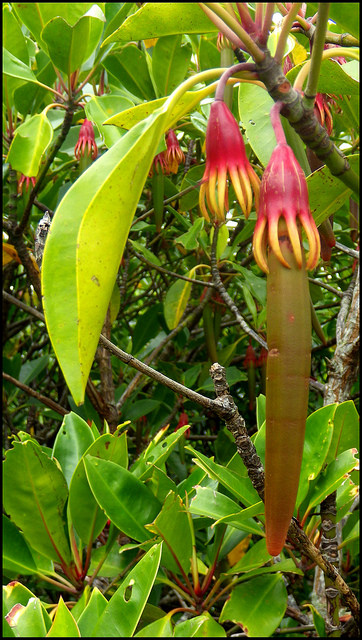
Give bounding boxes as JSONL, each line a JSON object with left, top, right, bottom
{"left": 85, "top": 96, "right": 133, "bottom": 148}
{"left": 91, "top": 543, "right": 162, "bottom": 637}
{"left": 42, "top": 108, "right": 169, "bottom": 405}
{"left": 238, "top": 83, "right": 276, "bottom": 168}
{"left": 77, "top": 588, "right": 108, "bottom": 637}
{"left": 83, "top": 456, "right": 162, "bottom": 542}
{"left": 151, "top": 35, "right": 192, "bottom": 97}
{"left": 3, "top": 48, "right": 50, "bottom": 92}
{"left": 3, "top": 5, "right": 29, "bottom": 64}
{"left": 47, "top": 597, "right": 80, "bottom": 637}
{"left": 3, "top": 441, "right": 71, "bottom": 564}
{"left": 190, "top": 486, "right": 263, "bottom": 536}
{"left": 6, "top": 111, "right": 53, "bottom": 176}
{"left": 306, "top": 3, "right": 359, "bottom": 40}
{"left": 305, "top": 449, "right": 359, "bottom": 515}
{"left": 325, "top": 400, "right": 360, "bottom": 465}
{"left": 102, "top": 46, "right": 155, "bottom": 100}
{"left": 12, "top": 2, "right": 101, "bottom": 51}
{"left": 69, "top": 432, "right": 128, "bottom": 542}
{"left": 174, "top": 613, "right": 226, "bottom": 637}
{"left": 3, "top": 515, "right": 37, "bottom": 576}
{"left": 164, "top": 266, "right": 197, "bottom": 330}
{"left": 131, "top": 425, "right": 190, "bottom": 481}
{"left": 102, "top": 3, "right": 217, "bottom": 46}
{"left": 296, "top": 404, "right": 337, "bottom": 508}
{"left": 146, "top": 491, "right": 193, "bottom": 574}
{"left": 307, "top": 155, "right": 359, "bottom": 226}
{"left": 5, "top": 596, "right": 52, "bottom": 637}
{"left": 219, "top": 574, "right": 287, "bottom": 637}
{"left": 287, "top": 58, "right": 360, "bottom": 96}
{"left": 134, "top": 612, "right": 174, "bottom": 638}
{"left": 41, "top": 6, "right": 105, "bottom": 75}
{"left": 52, "top": 412, "right": 95, "bottom": 487}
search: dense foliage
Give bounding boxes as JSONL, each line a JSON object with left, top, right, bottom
{"left": 3, "top": 3, "right": 359, "bottom": 637}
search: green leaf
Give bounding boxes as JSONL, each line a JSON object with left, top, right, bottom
{"left": 164, "top": 266, "right": 197, "bottom": 330}
{"left": 225, "top": 538, "right": 271, "bottom": 574}
{"left": 327, "top": 2, "right": 359, "bottom": 39}
{"left": 174, "top": 612, "right": 227, "bottom": 637}
{"left": 69, "top": 432, "right": 128, "bottom": 542}
{"left": 132, "top": 304, "right": 163, "bottom": 355}
{"left": 190, "top": 486, "right": 263, "bottom": 536}
{"left": 187, "top": 446, "right": 260, "bottom": 507}
{"left": 3, "top": 5, "right": 29, "bottom": 64}
{"left": 303, "top": 604, "right": 326, "bottom": 637}
{"left": 146, "top": 491, "right": 193, "bottom": 574}
{"left": 3, "top": 47, "right": 42, "bottom": 86}
{"left": 307, "top": 155, "right": 359, "bottom": 227}
{"left": 176, "top": 217, "right": 204, "bottom": 251}
{"left": 19, "top": 355, "right": 49, "bottom": 385}
{"left": 102, "top": 3, "right": 217, "bottom": 46}
{"left": 152, "top": 35, "right": 192, "bottom": 97}
{"left": 286, "top": 58, "right": 360, "bottom": 96}
{"left": 41, "top": 7, "right": 105, "bottom": 75}
{"left": 325, "top": 401, "right": 360, "bottom": 465}
{"left": 42, "top": 108, "right": 169, "bottom": 405}
{"left": 52, "top": 412, "right": 95, "bottom": 487}
{"left": 92, "top": 543, "right": 162, "bottom": 637}
{"left": 219, "top": 574, "right": 287, "bottom": 637}
{"left": 129, "top": 239, "right": 161, "bottom": 266}
{"left": 6, "top": 110, "right": 53, "bottom": 176}
{"left": 199, "top": 36, "right": 220, "bottom": 72}
{"left": 84, "top": 455, "right": 162, "bottom": 542}
{"left": 132, "top": 426, "right": 190, "bottom": 481}
{"left": 102, "top": 46, "right": 155, "bottom": 100}
{"left": 76, "top": 587, "right": 108, "bottom": 637}
{"left": 3, "top": 582, "right": 40, "bottom": 637}
{"left": 3, "top": 515, "right": 37, "bottom": 576}
{"left": 134, "top": 612, "right": 174, "bottom": 637}
{"left": 3, "top": 441, "right": 71, "bottom": 564}
{"left": 296, "top": 404, "right": 337, "bottom": 507}
{"left": 85, "top": 95, "right": 133, "bottom": 148}
{"left": 47, "top": 596, "right": 80, "bottom": 637}
{"left": 238, "top": 83, "right": 276, "bottom": 168}
{"left": 5, "top": 596, "right": 51, "bottom": 638}
{"left": 306, "top": 449, "right": 359, "bottom": 514}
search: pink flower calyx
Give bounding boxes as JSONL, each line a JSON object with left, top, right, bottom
{"left": 74, "top": 119, "right": 98, "bottom": 161}
{"left": 17, "top": 174, "right": 36, "bottom": 195}
{"left": 199, "top": 99, "right": 260, "bottom": 224}
{"left": 253, "top": 102, "right": 320, "bottom": 273}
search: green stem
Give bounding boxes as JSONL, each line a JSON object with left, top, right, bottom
{"left": 201, "top": 3, "right": 265, "bottom": 62}
{"left": 303, "top": 3, "right": 330, "bottom": 108}
{"left": 274, "top": 3, "right": 303, "bottom": 63}
{"left": 220, "top": 46, "right": 235, "bottom": 109}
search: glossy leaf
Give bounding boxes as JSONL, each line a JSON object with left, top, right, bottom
{"left": 146, "top": 491, "right": 193, "bottom": 574}
{"left": 91, "top": 543, "right": 162, "bottom": 637}
{"left": 41, "top": 6, "right": 105, "bottom": 75}
{"left": 85, "top": 96, "right": 133, "bottom": 148}
{"left": 187, "top": 446, "right": 260, "bottom": 507}
{"left": 131, "top": 425, "right": 190, "bottom": 481}
{"left": 5, "top": 597, "right": 51, "bottom": 638}
{"left": 3, "top": 515, "right": 37, "bottom": 576}
{"left": 287, "top": 58, "right": 360, "bottom": 95}
{"left": 102, "top": 46, "right": 155, "bottom": 100}
{"left": 3, "top": 441, "right": 71, "bottom": 564}
{"left": 76, "top": 588, "right": 108, "bottom": 637}
{"left": 152, "top": 35, "right": 192, "bottom": 97}
{"left": 47, "top": 596, "right": 80, "bottom": 637}
{"left": 225, "top": 538, "right": 271, "bottom": 574}
{"left": 305, "top": 449, "right": 359, "bottom": 514}
{"left": 69, "top": 431, "right": 128, "bottom": 542}
{"left": 6, "top": 111, "right": 53, "bottom": 176}
{"left": 3, "top": 48, "right": 43, "bottom": 86}
{"left": 176, "top": 218, "right": 205, "bottom": 251}
{"left": 238, "top": 83, "right": 276, "bottom": 168}
{"left": 102, "top": 3, "right": 217, "bottom": 46}
{"left": 174, "top": 612, "right": 226, "bottom": 637}
{"left": 190, "top": 486, "right": 263, "bottom": 535}
{"left": 303, "top": 604, "right": 326, "bottom": 637}
{"left": 325, "top": 400, "right": 360, "bottom": 465}
{"left": 3, "top": 5, "right": 29, "bottom": 64}
{"left": 84, "top": 455, "right": 162, "bottom": 542}
{"left": 52, "top": 412, "right": 95, "bottom": 487}
{"left": 296, "top": 404, "right": 337, "bottom": 507}
{"left": 42, "top": 108, "right": 169, "bottom": 405}
{"left": 307, "top": 155, "right": 359, "bottom": 226}
{"left": 134, "top": 612, "right": 174, "bottom": 637}
{"left": 219, "top": 574, "right": 287, "bottom": 637}
{"left": 164, "top": 266, "right": 197, "bottom": 330}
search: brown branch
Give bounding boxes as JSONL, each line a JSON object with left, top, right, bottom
{"left": 3, "top": 372, "right": 68, "bottom": 417}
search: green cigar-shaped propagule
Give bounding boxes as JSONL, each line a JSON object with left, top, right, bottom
{"left": 253, "top": 102, "right": 321, "bottom": 555}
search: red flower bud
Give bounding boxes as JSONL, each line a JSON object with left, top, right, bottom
{"left": 175, "top": 412, "right": 190, "bottom": 438}
{"left": 199, "top": 100, "right": 260, "bottom": 223}
{"left": 17, "top": 174, "right": 36, "bottom": 195}
{"left": 74, "top": 119, "right": 98, "bottom": 161}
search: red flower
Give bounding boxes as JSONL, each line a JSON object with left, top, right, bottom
{"left": 253, "top": 142, "right": 320, "bottom": 273}
{"left": 74, "top": 119, "right": 98, "bottom": 161}
{"left": 150, "top": 129, "right": 184, "bottom": 177}
{"left": 314, "top": 93, "right": 334, "bottom": 136}
{"left": 175, "top": 412, "right": 190, "bottom": 438}
{"left": 243, "top": 343, "right": 258, "bottom": 368}
{"left": 17, "top": 174, "right": 36, "bottom": 195}
{"left": 199, "top": 100, "right": 260, "bottom": 223}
